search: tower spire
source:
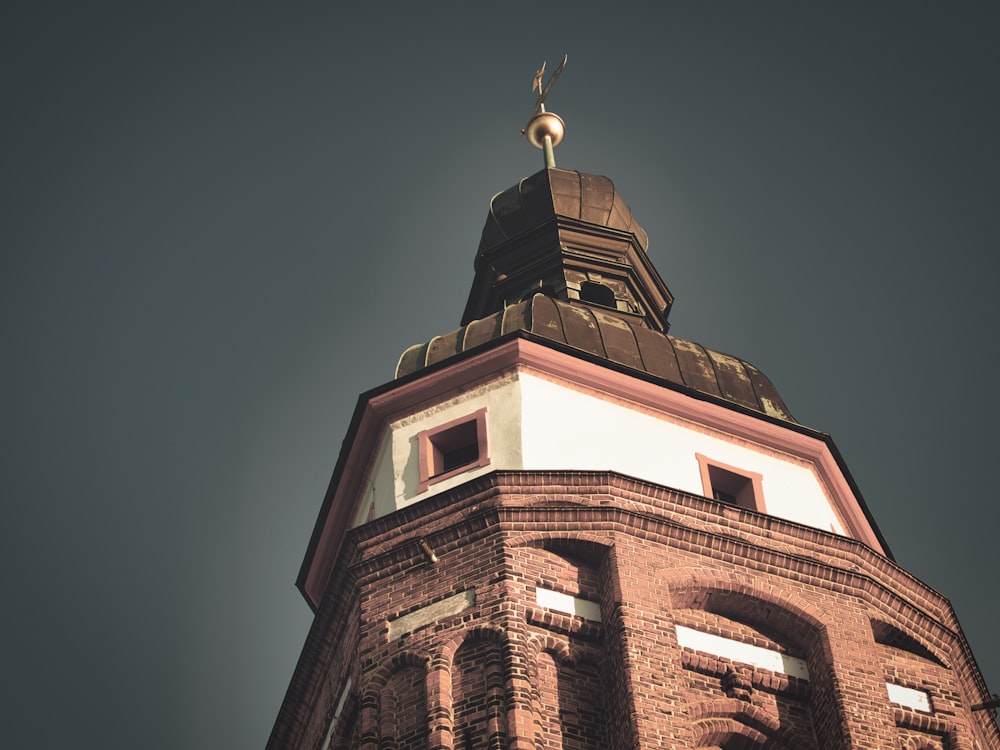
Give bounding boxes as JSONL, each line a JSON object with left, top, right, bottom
{"left": 522, "top": 54, "right": 567, "bottom": 168}
{"left": 270, "top": 69, "right": 1000, "bottom": 750}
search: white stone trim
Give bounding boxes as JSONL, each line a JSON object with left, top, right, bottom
{"left": 886, "top": 682, "right": 932, "bottom": 713}
{"left": 535, "top": 586, "right": 602, "bottom": 622}
{"left": 320, "top": 677, "right": 353, "bottom": 750}
{"left": 674, "top": 624, "right": 810, "bottom": 680}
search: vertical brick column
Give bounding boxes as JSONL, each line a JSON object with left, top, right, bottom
{"left": 499, "top": 586, "right": 538, "bottom": 750}
{"left": 484, "top": 648, "right": 506, "bottom": 750}
{"left": 604, "top": 541, "right": 691, "bottom": 750}
{"left": 814, "top": 619, "right": 900, "bottom": 749}
{"left": 426, "top": 655, "right": 452, "bottom": 750}
{"left": 358, "top": 690, "right": 379, "bottom": 750}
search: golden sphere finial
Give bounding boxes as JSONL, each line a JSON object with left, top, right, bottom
{"left": 523, "top": 110, "right": 566, "bottom": 150}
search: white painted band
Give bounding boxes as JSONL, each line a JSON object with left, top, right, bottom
{"left": 886, "top": 682, "right": 931, "bottom": 713}
{"left": 674, "top": 624, "right": 810, "bottom": 680}
{"left": 320, "top": 676, "right": 353, "bottom": 750}
{"left": 535, "top": 586, "right": 602, "bottom": 622}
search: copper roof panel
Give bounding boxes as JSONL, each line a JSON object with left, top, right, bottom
{"left": 549, "top": 168, "right": 582, "bottom": 217}
{"left": 671, "top": 338, "right": 723, "bottom": 397}
{"left": 580, "top": 173, "right": 615, "bottom": 225}
{"left": 591, "top": 308, "right": 644, "bottom": 370}
{"left": 426, "top": 329, "right": 465, "bottom": 368}
{"left": 480, "top": 171, "right": 554, "bottom": 250}
{"left": 631, "top": 325, "right": 684, "bottom": 382}
{"left": 513, "top": 170, "right": 554, "bottom": 228}
{"left": 557, "top": 302, "right": 606, "bottom": 357}
{"left": 395, "top": 342, "right": 429, "bottom": 378}
{"left": 396, "top": 293, "right": 795, "bottom": 423}
{"left": 743, "top": 362, "right": 796, "bottom": 421}
{"left": 478, "top": 168, "right": 651, "bottom": 258}
{"left": 500, "top": 300, "right": 532, "bottom": 335}
{"left": 528, "top": 294, "right": 568, "bottom": 344}
{"left": 706, "top": 350, "right": 761, "bottom": 411}
{"left": 607, "top": 198, "right": 635, "bottom": 236}
{"left": 463, "top": 310, "right": 505, "bottom": 350}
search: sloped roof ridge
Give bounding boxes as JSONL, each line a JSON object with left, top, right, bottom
{"left": 396, "top": 293, "right": 796, "bottom": 423}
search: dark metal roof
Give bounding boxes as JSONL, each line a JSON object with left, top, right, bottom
{"left": 463, "top": 168, "right": 673, "bottom": 332}
{"left": 397, "top": 293, "right": 796, "bottom": 423}
{"left": 477, "top": 168, "right": 648, "bottom": 258}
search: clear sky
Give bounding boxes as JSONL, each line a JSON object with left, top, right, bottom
{"left": 3, "top": 2, "right": 998, "bottom": 748}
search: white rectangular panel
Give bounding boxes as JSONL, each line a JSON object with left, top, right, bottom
{"left": 886, "top": 682, "right": 931, "bottom": 713}
{"left": 535, "top": 586, "right": 602, "bottom": 622}
{"left": 675, "top": 624, "right": 810, "bottom": 680}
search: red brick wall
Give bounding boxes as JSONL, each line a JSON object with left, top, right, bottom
{"left": 268, "top": 471, "right": 1000, "bottom": 750}
{"left": 516, "top": 544, "right": 610, "bottom": 750}
{"left": 451, "top": 635, "right": 506, "bottom": 750}
{"left": 382, "top": 664, "right": 427, "bottom": 750}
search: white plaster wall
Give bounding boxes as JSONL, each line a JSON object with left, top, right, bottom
{"left": 362, "top": 370, "right": 847, "bottom": 537}
{"left": 352, "top": 433, "right": 394, "bottom": 527}
{"left": 517, "top": 373, "right": 846, "bottom": 534}
{"left": 387, "top": 374, "right": 523, "bottom": 513}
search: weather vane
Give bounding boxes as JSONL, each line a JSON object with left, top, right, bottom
{"left": 522, "top": 54, "right": 567, "bottom": 168}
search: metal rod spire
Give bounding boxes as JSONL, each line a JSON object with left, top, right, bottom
{"left": 522, "top": 55, "right": 568, "bottom": 168}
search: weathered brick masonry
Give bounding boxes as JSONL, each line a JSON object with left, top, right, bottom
{"left": 269, "top": 471, "right": 999, "bottom": 750}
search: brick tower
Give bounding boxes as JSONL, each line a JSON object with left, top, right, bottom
{"left": 267, "top": 98, "right": 999, "bottom": 750}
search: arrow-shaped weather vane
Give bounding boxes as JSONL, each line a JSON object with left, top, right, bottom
{"left": 531, "top": 54, "right": 568, "bottom": 115}
{"left": 523, "top": 54, "right": 568, "bottom": 168}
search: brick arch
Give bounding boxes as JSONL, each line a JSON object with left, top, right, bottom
{"left": 692, "top": 717, "right": 768, "bottom": 749}
{"left": 367, "top": 649, "right": 431, "bottom": 691}
{"left": 424, "top": 626, "right": 509, "bottom": 750}
{"left": 360, "top": 652, "right": 430, "bottom": 750}
{"left": 507, "top": 533, "right": 611, "bottom": 606}
{"left": 667, "top": 570, "right": 874, "bottom": 749}
{"left": 502, "top": 531, "right": 615, "bottom": 555}
{"left": 525, "top": 632, "right": 604, "bottom": 671}
{"left": 378, "top": 654, "right": 432, "bottom": 750}
{"left": 688, "top": 699, "right": 811, "bottom": 750}
{"left": 436, "top": 623, "right": 507, "bottom": 669}
{"left": 894, "top": 709, "right": 956, "bottom": 749}
{"left": 901, "top": 739, "right": 938, "bottom": 750}
{"left": 525, "top": 633, "right": 573, "bottom": 669}
{"left": 869, "top": 614, "right": 950, "bottom": 669}
{"left": 443, "top": 626, "right": 510, "bottom": 750}
{"left": 528, "top": 640, "right": 609, "bottom": 750}
{"left": 509, "top": 533, "right": 631, "bottom": 750}
{"left": 658, "top": 566, "right": 827, "bottom": 650}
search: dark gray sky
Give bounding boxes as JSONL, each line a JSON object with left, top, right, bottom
{"left": 4, "top": 2, "right": 998, "bottom": 747}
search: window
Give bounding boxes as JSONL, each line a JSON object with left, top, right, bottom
{"left": 696, "top": 454, "right": 764, "bottom": 513}
{"left": 417, "top": 408, "right": 489, "bottom": 492}
{"left": 579, "top": 280, "right": 617, "bottom": 307}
